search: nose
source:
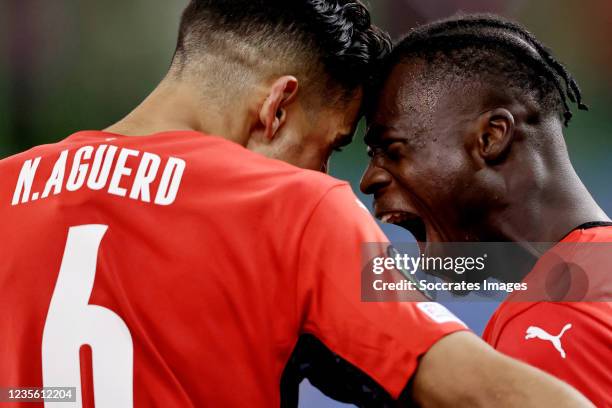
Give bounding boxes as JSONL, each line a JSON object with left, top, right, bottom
{"left": 360, "top": 162, "right": 392, "bottom": 195}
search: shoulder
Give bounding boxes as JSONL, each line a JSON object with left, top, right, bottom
{"left": 179, "top": 134, "right": 370, "bottom": 228}
{"left": 488, "top": 302, "right": 612, "bottom": 406}
{"left": 489, "top": 302, "right": 612, "bottom": 351}
{"left": 183, "top": 134, "right": 349, "bottom": 194}
{"left": 492, "top": 302, "right": 611, "bottom": 333}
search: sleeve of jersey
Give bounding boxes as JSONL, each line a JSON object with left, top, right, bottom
{"left": 296, "top": 184, "right": 468, "bottom": 399}
{"left": 494, "top": 302, "right": 611, "bottom": 406}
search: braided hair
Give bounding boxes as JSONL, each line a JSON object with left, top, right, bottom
{"left": 385, "top": 14, "right": 587, "bottom": 126}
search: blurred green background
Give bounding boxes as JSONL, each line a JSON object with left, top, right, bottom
{"left": 1, "top": 1, "right": 610, "bottom": 406}
{"left": 1, "top": 0, "right": 610, "bottom": 209}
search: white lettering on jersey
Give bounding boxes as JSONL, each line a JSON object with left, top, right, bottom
{"left": 129, "top": 152, "right": 161, "bottom": 202}
{"left": 108, "top": 148, "right": 140, "bottom": 197}
{"left": 525, "top": 323, "right": 572, "bottom": 358}
{"left": 87, "top": 145, "right": 118, "bottom": 190}
{"left": 41, "top": 150, "right": 69, "bottom": 199}
{"left": 66, "top": 146, "right": 94, "bottom": 192}
{"left": 154, "top": 157, "right": 185, "bottom": 206}
{"left": 10, "top": 144, "right": 185, "bottom": 206}
{"left": 417, "top": 302, "right": 466, "bottom": 325}
{"left": 11, "top": 157, "right": 42, "bottom": 205}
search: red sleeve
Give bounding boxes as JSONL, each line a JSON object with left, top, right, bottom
{"left": 296, "top": 184, "right": 467, "bottom": 399}
{"left": 494, "top": 302, "right": 612, "bottom": 407}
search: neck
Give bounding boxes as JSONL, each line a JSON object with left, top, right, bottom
{"left": 104, "top": 76, "right": 253, "bottom": 145}
{"left": 492, "top": 174, "right": 609, "bottom": 284}
{"left": 494, "top": 166, "right": 609, "bottom": 246}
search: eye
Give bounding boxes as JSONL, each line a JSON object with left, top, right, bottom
{"left": 382, "top": 140, "right": 405, "bottom": 159}
{"left": 366, "top": 139, "right": 405, "bottom": 160}
{"left": 386, "top": 140, "right": 403, "bottom": 154}
{"left": 366, "top": 145, "right": 386, "bottom": 159}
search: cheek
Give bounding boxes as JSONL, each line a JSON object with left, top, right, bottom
{"left": 300, "top": 129, "right": 337, "bottom": 170}
{"left": 287, "top": 138, "right": 330, "bottom": 171}
{"left": 394, "top": 164, "right": 436, "bottom": 204}
{"left": 392, "top": 155, "right": 464, "bottom": 208}
{"left": 424, "top": 164, "right": 472, "bottom": 212}
{"left": 307, "top": 147, "right": 332, "bottom": 172}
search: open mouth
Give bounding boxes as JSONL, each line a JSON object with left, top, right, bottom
{"left": 378, "top": 211, "right": 427, "bottom": 242}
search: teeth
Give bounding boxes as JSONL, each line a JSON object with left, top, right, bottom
{"left": 381, "top": 214, "right": 393, "bottom": 223}
{"left": 380, "top": 212, "right": 411, "bottom": 224}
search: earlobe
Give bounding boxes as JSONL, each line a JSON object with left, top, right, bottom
{"left": 258, "top": 76, "right": 299, "bottom": 140}
{"left": 477, "top": 108, "right": 515, "bottom": 163}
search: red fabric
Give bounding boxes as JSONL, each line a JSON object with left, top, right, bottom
{"left": 483, "top": 227, "right": 612, "bottom": 407}
{"left": 0, "top": 131, "right": 465, "bottom": 407}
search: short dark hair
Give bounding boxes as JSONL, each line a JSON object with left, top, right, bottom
{"left": 383, "top": 14, "right": 587, "bottom": 126}
{"left": 172, "top": 0, "right": 391, "bottom": 103}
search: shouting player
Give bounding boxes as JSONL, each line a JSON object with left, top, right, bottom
{"left": 0, "top": 3, "right": 593, "bottom": 407}
{"left": 361, "top": 14, "right": 611, "bottom": 407}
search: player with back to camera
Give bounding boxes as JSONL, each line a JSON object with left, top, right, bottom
{"left": 0, "top": 2, "right": 594, "bottom": 407}
{"left": 361, "top": 13, "right": 611, "bottom": 407}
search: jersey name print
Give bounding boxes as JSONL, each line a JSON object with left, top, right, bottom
{"left": 11, "top": 143, "right": 185, "bottom": 206}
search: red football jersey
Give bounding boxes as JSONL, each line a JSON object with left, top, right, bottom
{"left": 483, "top": 225, "right": 612, "bottom": 407}
{"left": 0, "top": 130, "right": 466, "bottom": 407}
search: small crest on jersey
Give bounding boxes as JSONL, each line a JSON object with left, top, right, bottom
{"left": 417, "top": 302, "right": 466, "bottom": 326}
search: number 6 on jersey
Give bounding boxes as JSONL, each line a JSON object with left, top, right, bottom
{"left": 42, "top": 225, "right": 134, "bottom": 407}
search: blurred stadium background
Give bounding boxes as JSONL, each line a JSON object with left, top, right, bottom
{"left": 1, "top": 0, "right": 610, "bottom": 406}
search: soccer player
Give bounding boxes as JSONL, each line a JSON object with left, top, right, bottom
{"left": 0, "top": 3, "right": 592, "bottom": 407}
{"left": 361, "top": 14, "right": 611, "bottom": 407}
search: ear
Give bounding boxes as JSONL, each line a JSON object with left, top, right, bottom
{"left": 259, "top": 76, "right": 299, "bottom": 140}
{"left": 475, "top": 108, "right": 515, "bottom": 163}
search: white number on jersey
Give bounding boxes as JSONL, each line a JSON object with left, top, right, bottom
{"left": 42, "top": 225, "right": 134, "bottom": 407}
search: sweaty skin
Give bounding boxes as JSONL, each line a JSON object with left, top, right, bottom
{"left": 361, "top": 60, "right": 609, "bottom": 250}
{"left": 361, "top": 59, "right": 603, "bottom": 407}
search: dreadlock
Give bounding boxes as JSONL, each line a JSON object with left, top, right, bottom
{"left": 386, "top": 14, "right": 587, "bottom": 126}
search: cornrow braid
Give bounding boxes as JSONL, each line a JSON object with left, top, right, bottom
{"left": 388, "top": 14, "right": 587, "bottom": 126}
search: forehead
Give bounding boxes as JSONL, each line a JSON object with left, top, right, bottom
{"left": 370, "top": 61, "right": 447, "bottom": 127}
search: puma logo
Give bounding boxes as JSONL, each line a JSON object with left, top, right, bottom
{"left": 525, "top": 323, "right": 572, "bottom": 358}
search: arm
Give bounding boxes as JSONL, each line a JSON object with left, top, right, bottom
{"left": 409, "top": 331, "right": 594, "bottom": 408}
{"left": 295, "top": 185, "right": 592, "bottom": 407}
